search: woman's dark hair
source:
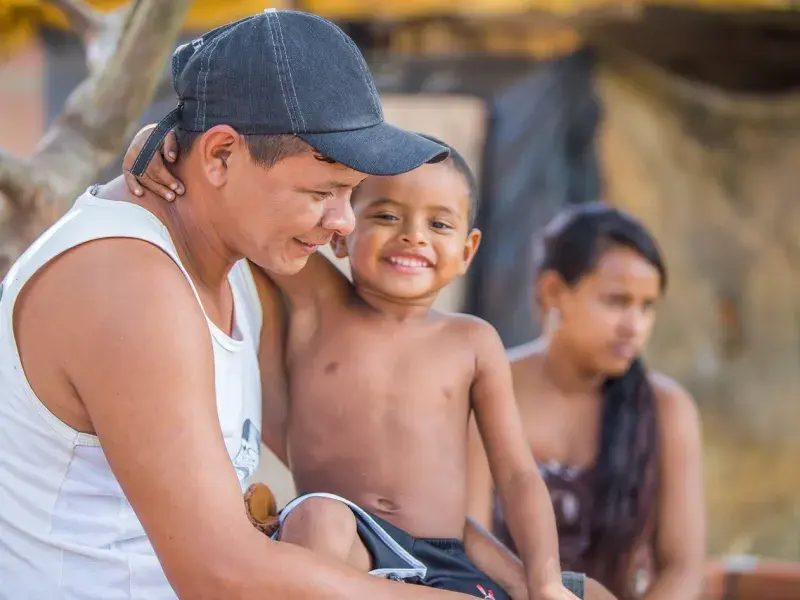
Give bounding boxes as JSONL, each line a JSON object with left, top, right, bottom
{"left": 534, "top": 202, "right": 667, "bottom": 558}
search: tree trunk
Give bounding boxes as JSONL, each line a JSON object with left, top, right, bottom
{"left": 0, "top": 0, "right": 192, "bottom": 274}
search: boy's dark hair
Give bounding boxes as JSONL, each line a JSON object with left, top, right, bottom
{"left": 533, "top": 202, "right": 666, "bottom": 575}
{"left": 416, "top": 134, "right": 479, "bottom": 229}
{"left": 174, "top": 128, "right": 323, "bottom": 169}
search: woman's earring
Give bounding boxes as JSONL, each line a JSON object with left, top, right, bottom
{"left": 547, "top": 307, "right": 561, "bottom": 331}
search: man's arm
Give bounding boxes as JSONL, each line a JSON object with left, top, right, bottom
{"left": 642, "top": 375, "right": 706, "bottom": 600}
{"left": 23, "top": 239, "right": 463, "bottom": 600}
{"left": 469, "top": 319, "right": 572, "bottom": 600}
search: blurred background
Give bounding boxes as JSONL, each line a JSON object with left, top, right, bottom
{"left": 1, "top": 0, "right": 798, "bottom": 595}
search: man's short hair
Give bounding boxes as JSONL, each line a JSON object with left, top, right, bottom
{"left": 174, "top": 128, "right": 316, "bottom": 169}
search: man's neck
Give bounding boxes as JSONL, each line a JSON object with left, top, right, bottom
{"left": 100, "top": 177, "right": 238, "bottom": 295}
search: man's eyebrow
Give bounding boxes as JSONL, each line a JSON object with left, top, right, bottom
{"left": 304, "top": 180, "right": 362, "bottom": 191}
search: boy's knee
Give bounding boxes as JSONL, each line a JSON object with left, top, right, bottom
{"left": 280, "top": 497, "right": 357, "bottom": 542}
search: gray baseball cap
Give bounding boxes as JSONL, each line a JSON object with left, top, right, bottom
{"left": 130, "top": 10, "right": 449, "bottom": 177}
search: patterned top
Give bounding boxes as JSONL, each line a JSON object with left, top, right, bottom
{"left": 492, "top": 461, "right": 658, "bottom": 600}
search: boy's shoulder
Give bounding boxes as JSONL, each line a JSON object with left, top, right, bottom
{"left": 432, "top": 311, "right": 504, "bottom": 353}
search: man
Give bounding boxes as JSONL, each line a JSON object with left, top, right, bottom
{"left": 0, "top": 10, "right": 465, "bottom": 600}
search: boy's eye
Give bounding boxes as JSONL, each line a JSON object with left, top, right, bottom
{"left": 431, "top": 221, "right": 453, "bottom": 230}
{"left": 373, "top": 213, "right": 399, "bottom": 222}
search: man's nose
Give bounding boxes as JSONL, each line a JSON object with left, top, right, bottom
{"left": 321, "top": 192, "right": 356, "bottom": 236}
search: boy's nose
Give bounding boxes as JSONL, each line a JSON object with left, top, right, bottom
{"left": 401, "top": 223, "right": 428, "bottom": 246}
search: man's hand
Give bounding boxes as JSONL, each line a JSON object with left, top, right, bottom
{"left": 122, "top": 123, "right": 184, "bottom": 200}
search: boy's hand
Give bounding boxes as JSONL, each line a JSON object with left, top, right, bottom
{"left": 530, "top": 559, "right": 580, "bottom": 600}
{"left": 532, "top": 581, "right": 581, "bottom": 600}
{"left": 122, "top": 124, "right": 184, "bottom": 201}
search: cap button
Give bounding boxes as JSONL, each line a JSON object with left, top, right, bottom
{"left": 264, "top": 8, "right": 277, "bottom": 13}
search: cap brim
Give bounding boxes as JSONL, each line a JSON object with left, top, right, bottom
{"left": 299, "top": 122, "right": 449, "bottom": 176}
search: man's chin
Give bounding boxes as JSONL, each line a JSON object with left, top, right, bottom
{"left": 269, "top": 256, "right": 310, "bottom": 276}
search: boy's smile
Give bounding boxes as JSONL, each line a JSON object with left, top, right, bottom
{"left": 334, "top": 163, "right": 481, "bottom": 307}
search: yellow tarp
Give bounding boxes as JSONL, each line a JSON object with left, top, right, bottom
{"left": 2, "top": 0, "right": 797, "bottom": 57}
{"left": 303, "top": 0, "right": 798, "bottom": 19}
{"left": 0, "top": 1, "right": 290, "bottom": 56}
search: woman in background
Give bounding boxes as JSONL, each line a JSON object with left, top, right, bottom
{"left": 467, "top": 203, "right": 706, "bottom": 600}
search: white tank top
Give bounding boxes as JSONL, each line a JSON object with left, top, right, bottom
{"left": 0, "top": 189, "right": 263, "bottom": 600}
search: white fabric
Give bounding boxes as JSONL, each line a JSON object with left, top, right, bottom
{"left": 0, "top": 190, "right": 263, "bottom": 600}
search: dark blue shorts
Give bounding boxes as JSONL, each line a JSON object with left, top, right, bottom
{"left": 277, "top": 493, "right": 585, "bottom": 599}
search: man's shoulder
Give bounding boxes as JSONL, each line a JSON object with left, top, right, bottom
{"left": 19, "top": 236, "right": 204, "bottom": 343}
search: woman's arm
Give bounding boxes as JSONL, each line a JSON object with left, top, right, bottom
{"left": 642, "top": 374, "right": 706, "bottom": 600}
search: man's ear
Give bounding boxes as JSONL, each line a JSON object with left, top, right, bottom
{"left": 197, "top": 125, "right": 239, "bottom": 187}
{"left": 331, "top": 233, "right": 349, "bottom": 259}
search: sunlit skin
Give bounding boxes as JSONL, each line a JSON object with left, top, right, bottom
{"left": 333, "top": 163, "right": 481, "bottom": 314}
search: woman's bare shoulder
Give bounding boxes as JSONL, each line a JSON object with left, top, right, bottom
{"left": 506, "top": 337, "right": 547, "bottom": 364}
{"left": 648, "top": 371, "right": 702, "bottom": 439}
{"left": 506, "top": 338, "right": 547, "bottom": 390}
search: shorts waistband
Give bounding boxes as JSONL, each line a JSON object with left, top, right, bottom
{"left": 418, "top": 537, "right": 465, "bottom": 553}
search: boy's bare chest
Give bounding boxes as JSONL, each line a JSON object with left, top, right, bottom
{"left": 287, "top": 316, "right": 475, "bottom": 432}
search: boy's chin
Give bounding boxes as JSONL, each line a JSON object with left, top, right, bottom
{"left": 374, "top": 280, "right": 447, "bottom": 303}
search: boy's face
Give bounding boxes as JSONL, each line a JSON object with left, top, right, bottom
{"left": 334, "top": 163, "right": 481, "bottom": 302}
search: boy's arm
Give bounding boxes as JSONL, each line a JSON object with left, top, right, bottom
{"left": 466, "top": 414, "right": 494, "bottom": 529}
{"left": 250, "top": 260, "right": 291, "bottom": 463}
{"left": 469, "top": 320, "right": 573, "bottom": 600}
{"left": 266, "top": 250, "right": 349, "bottom": 311}
{"left": 464, "top": 517, "right": 529, "bottom": 600}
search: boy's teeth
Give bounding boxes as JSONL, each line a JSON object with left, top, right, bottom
{"left": 389, "top": 257, "right": 429, "bottom": 268}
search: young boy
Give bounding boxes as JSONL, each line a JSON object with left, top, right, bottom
{"left": 123, "top": 130, "right": 590, "bottom": 600}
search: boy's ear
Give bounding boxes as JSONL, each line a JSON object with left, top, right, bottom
{"left": 459, "top": 228, "right": 482, "bottom": 274}
{"left": 331, "top": 233, "right": 349, "bottom": 259}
